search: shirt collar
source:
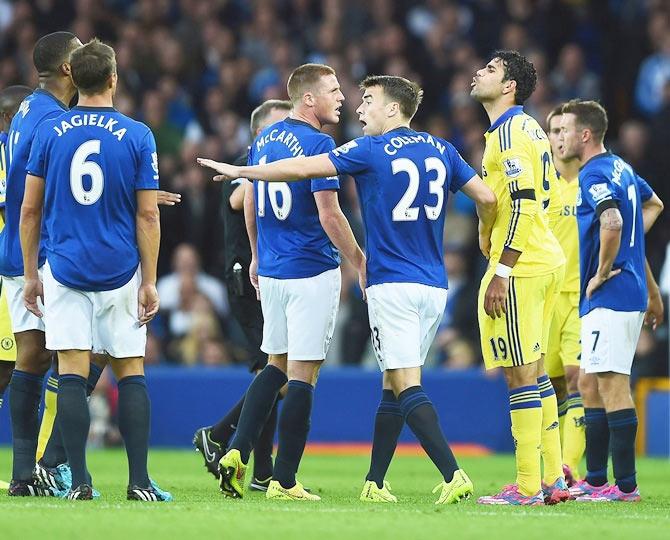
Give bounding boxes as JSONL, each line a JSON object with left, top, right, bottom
{"left": 487, "top": 105, "right": 524, "bottom": 133}
{"left": 580, "top": 151, "right": 611, "bottom": 171}
{"left": 34, "top": 88, "right": 69, "bottom": 111}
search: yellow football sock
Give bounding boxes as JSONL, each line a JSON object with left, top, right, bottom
{"left": 36, "top": 375, "right": 58, "bottom": 460}
{"left": 537, "top": 375, "right": 563, "bottom": 485}
{"left": 562, "top": 393, "right": 585, "bottom": 479}
{"left": 509, "top": 386, "right": 543, "bottom": 496}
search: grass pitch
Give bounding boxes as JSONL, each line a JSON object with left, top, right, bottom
{"left": 0, "top": 448, "right": 668, "bottom": 540}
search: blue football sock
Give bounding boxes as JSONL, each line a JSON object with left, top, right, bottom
{"left": 118, "top": 375, "right": 151, "bottom": 488}
{"left": 608, "top": 408, "right": 638, "bottom": 493}
{"left": 399, "top": 386, "right": 459, "bottom": 483}
{"left": 57, "top": 374, "right": 90, "bottom": 488}
{"left": 584, "top": 408, "right": 609, "bottom": 486}
{"left": 273, "top": 380, "right": 313, "bottom": 489}
{"left": 9, "top": 370, "right": 44, "bottom": 481}
{"left": 366, "top": 389, "right": 403, "bottom": 488}
{"left": 229, "top": 364, "right": 287, "bottom": 463}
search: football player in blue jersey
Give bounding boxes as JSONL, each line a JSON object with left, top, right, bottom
{"left": 0, "top": 31, "right": 84, "bottom": 497}
{"left": 200, "top": 75, "right": 497, "bottom": 504}
{"left": 558, "top": 100, "right": 664, "bottom": 502}
{"left": 20, "top": 39, "right": 171, "bottom": 502}
{"left": 200, "top": 64, "right": 365, "bottom": 502}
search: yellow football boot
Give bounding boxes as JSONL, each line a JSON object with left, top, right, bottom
{"left": 432, "top": 469, "right": 474, "bottom": 504}
{"left": 218, "top": 449, "right": 247, "bottom": 498}
{"left": 360, "top": 480, "right": 398, "bottom": 503}
{"left": 266, "top": 480, "right": 321, "bottom": 501}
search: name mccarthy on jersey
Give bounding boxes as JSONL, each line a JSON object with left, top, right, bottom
{"left": 52, "top": 112, "right": 127, "bottom": 140}
{"left": 255, "top": 126, "right": 305, "bottom": 157}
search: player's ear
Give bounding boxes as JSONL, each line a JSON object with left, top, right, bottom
{"left": 502, "top": 79, "right": 516, "bottom": 98}
{"left": 386, "top": 101, "right": 399, "bottom": 118}
{"left": 303, "top": 91, "right": 315, "bottom": 108}
{"left": 61, "top": 62, "right": 72, "bottom": 77}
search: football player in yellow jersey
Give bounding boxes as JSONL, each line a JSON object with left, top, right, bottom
{"left": 545, "top": 105, "right": 585, "bottom": 486}
{"left": 471, "top": 51, "right": 569, "bottom": 505}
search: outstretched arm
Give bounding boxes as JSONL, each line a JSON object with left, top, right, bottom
{"left": 198, "top": 154, "right": 336, "bottom": 183}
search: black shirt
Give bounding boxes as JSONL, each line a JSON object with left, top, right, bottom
{"left": 221, "top": 152, "right": 253, "bottom": 292}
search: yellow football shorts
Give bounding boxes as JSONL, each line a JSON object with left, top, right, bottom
{"left": 0, "top": 279, "right": 17, "bottom": 362}
{"left": 545, "top": 291, "right": 581, "bottom": 378}
{"left": 479, "top": 266, "right": 564, "bottom": 370}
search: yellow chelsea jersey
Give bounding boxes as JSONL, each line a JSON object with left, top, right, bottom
{"left": 552, "top": 175, "right": 580, "bottom": 292}
{"left": 482, "top": 106, "right": 565, "bottom": 277}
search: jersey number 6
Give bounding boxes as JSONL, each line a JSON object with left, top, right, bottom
{"left": 70, "top": 139, "right": 104, "bottom": 205}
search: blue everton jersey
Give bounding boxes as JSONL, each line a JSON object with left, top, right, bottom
{"left": 577, "top": 152, "right": 652, "bottom": 316}
{"left": 250, "top": 118, "right": 340, "bottom": 279}
{"left": 27, "top": 106, "right": 159, "bottom": 292}
{"left": 328, "top": 127, "right": 476, "bottom": 288}
{"left": 0, "top": 90, "right": 68, "bottom": 276}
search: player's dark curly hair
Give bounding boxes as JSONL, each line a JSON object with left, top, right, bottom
{"left": 491, "top": 50, "right": 537, "bottom": 105}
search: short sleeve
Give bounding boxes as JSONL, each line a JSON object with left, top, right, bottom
{"left": 310, "top": 136, "right": 340, "bottom": 192}
{"left": 328, "top": 136, "right": 370, "bottom": 177}
{"left": 444, "top": 140, "right": 476, "bottom": 193}
{"left": 26, "top": 127, "right": 46, "bottom": 178}
{"left": 580, "top": 171, "right": 618, "bottom": 214}
{"left": 636, "top": 175, "right": 653, "bottom": 202}
{"left": 135, "top": 130, "right": 159, "bottom": 190}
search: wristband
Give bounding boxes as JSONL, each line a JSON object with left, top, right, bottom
{"left": 495, "top": 263, "right": 512, "bottom": 279}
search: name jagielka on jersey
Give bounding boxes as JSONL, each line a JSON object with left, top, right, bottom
{"left": 51, "top": 113, "right": 128, "bottom": 140}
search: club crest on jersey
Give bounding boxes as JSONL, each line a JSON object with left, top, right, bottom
{"left": 502, "top": 157, "right": 522, "bottom": 178}
{"left": 588, "top": 183, "right": 612, "bottom": 203}
{"left": 332, "top": 140, "right": 358, "bottom": 156}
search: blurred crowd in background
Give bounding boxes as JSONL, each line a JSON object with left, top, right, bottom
{"left": 1, "top": 0, "right": 668, "bottom": 377}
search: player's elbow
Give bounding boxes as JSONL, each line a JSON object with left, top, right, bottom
{"left": 20, "top": 202, "right": 41, "bottom": 224}
{"left": 136, "top": 206, "right": 160, "bottom": 226}
{"left": 318, "top": 208, "right": 344, "bottom": 234}
{"left": 479, "top": 191, "right": 497, "bottom": 212}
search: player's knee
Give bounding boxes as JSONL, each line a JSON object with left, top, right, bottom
{"left": 110, "top": 357, "right": 144, "bottom": 380}
{"left": 15, "top": 333, "right": 52, "bottom": 374}
{"left": 0, "top": 363, "right": 14, "bottom": 392}
{"left": 287, "top": 359, "right": 321, "bottom": 385}
{"left": 596, "top": 373, "right": 633, "bottom": 410}
{"left": 268, "top": 353, "right": 287, "bottom": 374}
{"left": 578, "top": 372, "right": 599, "bottom": 402}
{"left": 565, "top": 367, "right": 580, "bottom": 394}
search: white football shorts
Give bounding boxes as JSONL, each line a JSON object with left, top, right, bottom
{"left": 258, "top": 267, "right": 341, "bottom": 361}
{"left": 1, "top": 270, "right": 45, "bottom": 333}
{"left": 580, "top": 307, "right": 644, "bottom": 375}
{"left": 366, "top": 282, "right": 447, "bottom": 371}
{"left": 43, "top": 262, "right": 147, "bottom": 358}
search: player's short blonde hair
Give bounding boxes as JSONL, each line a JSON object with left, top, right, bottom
{"left": 70, "top": 39, "right": 116, "bottom": 96}
{"left": 287, "top": 64, "right": 336, "bottom": 104}
{"left": 250, "top": 99, "right": 291, "bottom": 134}
{"left": 360, "top": 75, "right": 423, "bottom": 119}
{"left": 561, "top": 99, "right": 608, "bottom": 143}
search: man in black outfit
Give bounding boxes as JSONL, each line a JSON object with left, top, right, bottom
{"left": 194, "top": 100, "right": 291, "bottom": 492}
